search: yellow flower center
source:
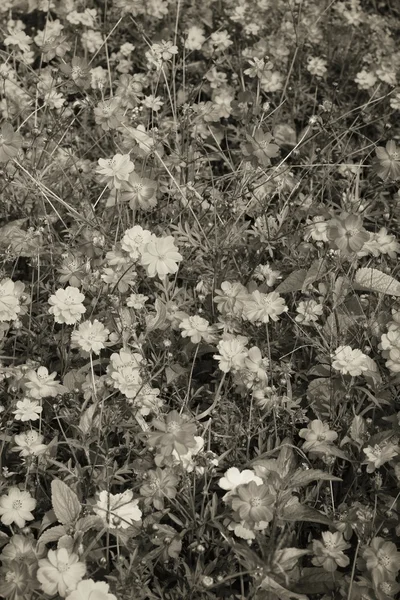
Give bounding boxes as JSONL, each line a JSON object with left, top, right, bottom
{"left": 12, "top": 500, "right": 23, "bottom": 510}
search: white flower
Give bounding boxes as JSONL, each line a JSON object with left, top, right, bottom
{"left": 121, "top": 225, "right": 153, "bottom": 261}
{"left": 81, "top": 30, "right": 103, "bottom": 53}
{"left": 24, "top": 366, "right": 65, "bottom": 399}
{"left": 37, "top": 548, "right": 86, "bottom": 597}
{"left": 96, "top": 154, "right": 135, "bottom": 189}
{"left": 242, "top": 291, "right": 287, "bottom": 324}
{"left": 307, "top": 57, "right": 328, "bottom": 77}
{"left": 363, "top": 443, "right": 399, "bottom": 473}
{"left": 172, "top": 436, "right": 204, "bottom": 471}
{"left": 253, "top": 264, "right": 281, "bottom": 286}
{"left": 71, "top": 320, "right": 109, "bottom": 354}
{"left": 179, "top": 316, "right": 216, "bottom": 344}
{"left": 210, "top": 30, "right": 233, "bottom": 52}
{"left": 48, "top": 287, "right": 86, "bottom": 325}
{"left": 140, "top": 236, "right": 183, "bottom": 279}
{"left": 0, "top": 278, "right": 24, "bottom": 322}
{"left": 332, "top": 346, "right": 369, "bottom": 376}
{"left": 219, "top": 467, "right": 263, "bottom": 501}
{"left": 13, "top": 398, "right": 43, "bottom": 422}
{"left": 354, "top": 69, "right": 377, "bottom": 90}
{"left": 107, "top": 349, "right": 143, "bottom": 398}
{"left": 13, "top": 430, "right": 47, "bottom": 457}
{"left": 304, "top": 216, "right": 329, "bottom": 242}
{"left": 4, "top": 30, "right": 32, "bottom": 53}
{"left": 214, "top": 335, "right": 249, "bottom": 373}
{"left": 185, "top": 25, "right": 205, "bottom": 51}
{"left": 127, "top": 293, "right": 148, "bottom": 309}
{"left": 299, "top": 420, "right": 338, "bottom": 453}
{"left": 66, "top": 579, "right": 117, "bottom": 600}
{"left": 93, "top": 490, "right": 142, "bottom": 529}
{"left": 142, "top": 95, "right": 164, "bottom": 111}
{"left": 295, "top": 299, "right": 324, "bottom": 325}
{"left": 0, "top": 487, "right": 36, "bottom": 528}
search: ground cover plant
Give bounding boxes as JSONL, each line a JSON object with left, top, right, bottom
{"left": 2, "top": 0, "right": 400, "bottom": 598}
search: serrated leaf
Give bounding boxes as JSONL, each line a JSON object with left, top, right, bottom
{"left": 355, "top": 267, "right": 400, "bottom": 296}
{"left": 38, "top": 525, "right": 67, "bottom": 545}
{"left": 287, "top": 469, "right": 341, "bottom": 488}
{"left": 302, "top": 258, "right": 326, "bottom": 292}
{"left": 281, "top": 503, "right": 334, "bottom": 527}
{"left": 76, "top": 515, "right": 103, "bottom": 533}
{"left": 275, "top": 270, "right": 307, "bottom": 293}
{"left": 51, "top": 479, "right": 81, "bottom": 526}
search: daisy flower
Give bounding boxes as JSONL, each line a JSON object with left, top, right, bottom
{"left": 13, "top": 398, "right": 43, "bottom": 422}
{"left": 119, "top": 172, "right": 157, "bottom": 210}
{"left": 332, "top": 345, "right": 369, "bottom": 376}
{"left": 96, "top": 153, "right": 135, "bottom": 189}
{"left": 185, "top": 25, "right": 206, "bottom": 51}
{"left": 70, "top": 319, "right": 109, "bottom": 354}
{"left": 139, "top": 467, "right": 179, "bottom": 510}
{"left": 93, "top": 490, "right": 142, "bottom": 529}
{"left": 66, "top": 579, "right": 117, "bottom": 600}
{"left": 140, "top": 236, "right": 183, "bottom": 279}
{"left": 242, "top": 290, "right": 288, "bottom": 324}
{"left": 0, "top": 562, "right": 38, "bottom": 599}
{"left": 363, "top": 443, "right": 399, "bottom": 473}
{"left": 362, "top": 537, "right": 400, "bottom": 586}
{"left": 37, "top": 548, "right": 86, "bottom": 597}
{"left": 0, "top": 487, "right": 36, "bottom": 528}
{"left": 24, "top": 366, "right": 65, "bottom": 399}
{"left": 48, "top": 287, "right": 86, "bottom": 325}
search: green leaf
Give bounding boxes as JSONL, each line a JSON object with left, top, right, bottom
{"left": 165, "top": 363, "right": 188, "bottom": 384}
{"left": 281, "top": 503, "right": 334, "bottom": 527}
{"left": 275, "top": 270, "right": 307, "bottom": 293}
{"left": 51, "top": 479, "right": 81, "bottom": 526}
{"left": 260, "top": 575, "right": 308, "bottom": 600}
{"left": 38, "top": 525, "right": 67, "bottom": 546}
{"left": 295, "top": 567, "right": 341, "bottom": 595}
{"left": 287, "top": 469, "right": 342, "bottom": 489}
{"left": 302, "top": 258, "right": 326, "bottom": 292}
{"left": 76, "top": 515, "right": 103, "bottom": 533}
{"left": 354, "top": 267, "right": 400, "bottom": 296}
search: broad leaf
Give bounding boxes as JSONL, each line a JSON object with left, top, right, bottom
{"left": 260, "top": 575, "right": 308, "bottom": 600}
{"left": 355, "top": 267, "right": 400, "bottom": 296}
{"left": 287, "top": 469, "right": 341, "bottom": 489}
{"left": 302, "top": 258, "right": 326, "bottom": 292}
{"left": 38, "top": 525, "right": 67, "bottom": 545}
{"left": 281, "top": 503, "right": 334, "bottom": 527}
{"left": 51, "top": 479, "right": 81, "bottom": 526}
{"left": 275, "top": 270, "right": 307, "bottom": 293}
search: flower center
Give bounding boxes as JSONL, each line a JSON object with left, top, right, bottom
{"left": 57, "top": 562, "right": 70, "bottom": 573}
{"left": 71, "top": 66, "right": 83, "bottom": 79}
{"left": 378, "top": 553, "right": 392, "bottom": 568}
{"left": 250, "top": 496, "right": 261, "bottom": 507}
{"left": 5, "top": 571, "right": 17, "bottom": 583}
{"left": 167, "top": 421, "right": 181, "bottom": 434}
{"left": 12, "top": 500, "right": 23, "bottom": 510}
